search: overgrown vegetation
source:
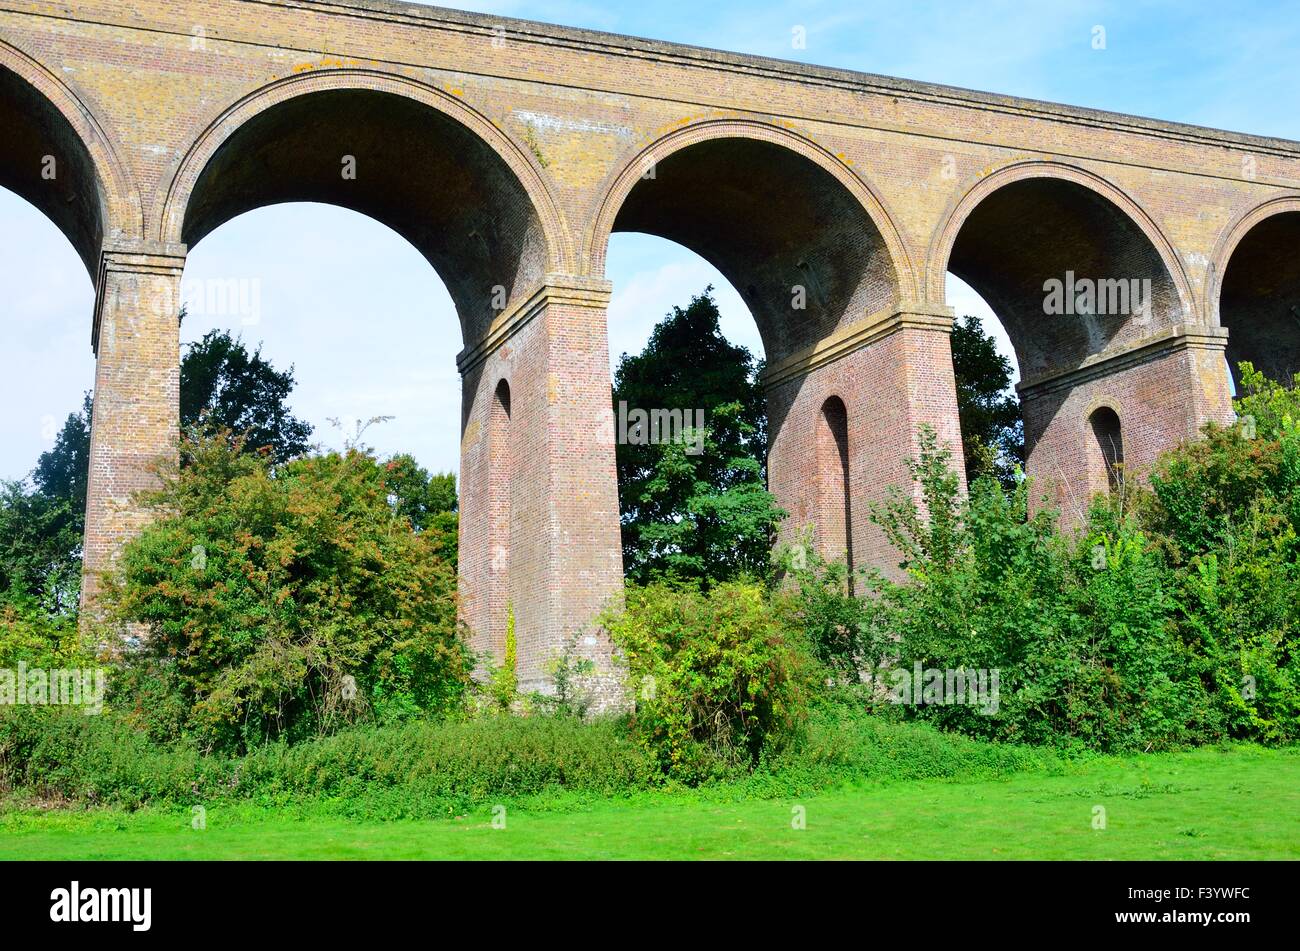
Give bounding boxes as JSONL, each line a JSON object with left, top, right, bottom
{"left": 1, "top": 285, "right": 1297, "bottom": 821}
{"left": 0, "top": 699, "right": 1067, "bottom": 817}
{"left": 102, "top": 432, "right": 471, "bottom": 754}
{"left": 778, "top": 361, "right": 1300, "bottom": 753}
{"left": 603, "top": 580, "right": 813, "bottom": 782}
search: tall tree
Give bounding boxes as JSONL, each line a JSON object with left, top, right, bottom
{"left": 950, "top": 314, "right": 1024, "bottom": 490}
{"left": 7, "top": 330, "right": 316, "bottom": 615}
{"left": 30, "top": 330, "right": 315, "bottom": 524}
{"left": 612, "top": 288, "right": 783, "bottom": 585}
{"left": 180, "top": 329, "right": 313, "bottom": 462}
{"left": 383, "top": 453, "right": 458, "bottom": 567}
{"left": 0, "top": 394, "right": 95, "bottom": 611}
{"left": 32, "top": 392, "right": 92, "bottom": 519}
{"left": 0, "top": 481, "right": 81, "bottom": 613}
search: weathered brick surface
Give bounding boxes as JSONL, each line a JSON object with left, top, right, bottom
{"left": 81, "top": 247, "right": 184, "bottom": 616}
{"left": 1020, "top": 329, "right": 1235, "bottom": 524}
{"left": 2, "top": 0, "right": 1298, "bottom": 697}
{"left": 768, "top": 310, "right": 966, "bottom": 577}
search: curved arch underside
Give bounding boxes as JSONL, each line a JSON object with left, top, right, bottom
{"left": 1221, "top": 211, "right": 1300, "bottom": 386}
{"left": 181, "top": 88, "right": 549, "bottom": 343}
{"left": 0, "top": 66, "right": 103, "bottom": 279}
{"left": 948, "top": 178, "right": 1182, "bottom": 381}
{"left": 611, "top": 138, "right": 896, "bottom": 364}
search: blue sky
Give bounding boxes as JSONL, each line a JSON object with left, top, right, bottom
{"left": 2, "top": 0, "right": 1297, "bottom": 480}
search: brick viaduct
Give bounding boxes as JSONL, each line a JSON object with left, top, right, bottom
{"left": 2, "top": 0, "right": 1298, "bottom": 694}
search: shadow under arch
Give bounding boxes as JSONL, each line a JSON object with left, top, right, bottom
{"left": 160, "top": 70, "right": 569, "bottom": 345}
{"left": 1208, "top": 194, "right": 1300, "bottom": 387}
{"left": 0, "top": 38, "right": 142, "bottom": 281}
{"left": 588, "top": 119, "right": 918, "bottom": 577}
{"left": 928, "top": 161, "right": 1194, "bottom": 383}
{"left": 587, "top": 119, "right": 913, "bottom": 366}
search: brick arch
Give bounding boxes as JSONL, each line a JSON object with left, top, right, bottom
{"left": 1208, "top": 194, "right": 1300, "bottom": 385}
{"left": 586, "top": 119, "right": 913, "bottom": 363}
{"left": 1084, "top": 401, "right": 1126, "bottom": 496}
{"left": 160, "top": 69, "right": 570, "bottom": 342}
{"left": 814, "top": 394, "right": 853, "bottom": 572}
{"left": 0, "top": 38, "right": 141, "bottom": 278}
{"left": 927, "top": 160, "right": 1195, "bottom": 381}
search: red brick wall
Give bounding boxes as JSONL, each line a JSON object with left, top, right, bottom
{"left": 1, "top": 0, "right": 1294, "bottom": 701}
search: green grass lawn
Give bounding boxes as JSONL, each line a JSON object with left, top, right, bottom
{"left": 1, "top": 745, "right": 1295, "bottom": 860}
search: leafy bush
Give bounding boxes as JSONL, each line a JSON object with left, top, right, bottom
{"left": 860, "top": 427, "right": 1207, "bottom": 752}
{"left": 0, "top": 598, "right": 84, "bottom": 669}
{"left": 0, "top": 707, "right": 654, "bottom": 816}
{"left": 603, "top": 580, "right": 814, "bottom": 782}
{"left": 854, "top": 360, "right": 1300, "bottom": 752}
{"left": 771, "top": 536, "right": 872, "bottom": 681}
{"left": 1138, "top": 363, "right": 1300, "bottom": 743}
{"left": 102, "top": 433, "right": 471, "bottom": 753}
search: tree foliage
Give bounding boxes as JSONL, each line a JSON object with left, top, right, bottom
{"left": 950, "top": 314, "right": 1024, "bottom": 490}
{"left": 105, "top": 433, "right": 470, "bottom": 752}
{"left": 382, "top": 453, "right": 459, "bottom": 567}
{"left": 0, "top": 481, "right": 82, "bottom": 615}
{"left": 32, "top": 392, "right": 92, "bottom": 523}
{"left": 3, "top": 330, "right": 318, "bottom": 621}
{"left": 612, "top": 288, "right": 783, "bottom": 585}
{"left": 180, "top": 329, "right": 314, "bottom": 463}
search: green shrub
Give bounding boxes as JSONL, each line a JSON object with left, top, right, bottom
{"left": 603, "top": 579, "right": 814, "bottom": 782}
{"left": 0, "top": 708, "right": 653, "bottom": 817}
{"left": 857, "top": 361, "right": 1300, "bottom": 752}
{"left": 102, "top": 433, "right": 472, "bottom": 753}
{"left": 861, "top": 427, "right": 1205, "bottom": 753}
{"left": 1137, "top": 364, "right": 1300, "bottom": 743}
{"left": 0, "top": 598, "right": 84, "bottom": 669}
{"left": 771, "top": 535, "right": 872, "bottom": 681}
{"left": 0, "top": 708, "right": 210, "bottom": 808}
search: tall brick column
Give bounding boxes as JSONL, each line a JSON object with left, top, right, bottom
{"left": 1019, "top": 324, "right": 1234, "bottom": 523}
{"left": 80, "top": 243, "right": 185, "bottom": 616}
{"left": 766, "top": 305, "right": 965, "bottom": 578}
{"left": 458, "top": 277, "right": 624, "bottom": 705}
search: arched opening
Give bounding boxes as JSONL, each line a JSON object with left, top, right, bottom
{"left": 815, "top": 396, "right": 852, "bottom": 575}
{"left": 1219, "top": 209, "right": 1300, "bottom": 387}
{"left": 0, "top": 63, "right": 112, "bottom": 616}
{"left": 1087, "top": 406, "right": 1124, "bottom": 495}
{"left": 945, "top": 175, "right": 1183, "bottom": 384}
{"left": 598, "top": 129, "right": 901, "bottom": 574}
{"left": 945, "top": 273, "right": 1023, "bottom": 487}
{"left": 179, "top": 203, "right": 460, "bottom": 470}
{"left": 177, "top": 82, "right": 553, "bottom": 344}
{"left": 0, "top": 187, "right": 96, "bottom": 483}
{"left": 175, "top": 81, "right": 556, "bottom": 658}
{"left": 0, "top": 64, "right": 104, "bottom": 278}
{"left": 940, "top": 170, "right": 1183, "bottom": 509}
{"left": 487, "top": 378, "right": 512, "bottom": 659}
{"left": 606, "top": 135, "right": 897, "bottom": 366}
